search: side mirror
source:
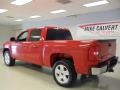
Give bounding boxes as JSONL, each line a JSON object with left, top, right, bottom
{"left": 10, "top": 37, "right": 16, "bottom": 41}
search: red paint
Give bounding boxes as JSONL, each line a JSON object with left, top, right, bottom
{"left": 3, "top": 26, "right": 117, "bottom": 75}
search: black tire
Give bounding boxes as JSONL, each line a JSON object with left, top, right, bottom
{"left": 4, "top": 51, "right": 15, "bottom": 66}
{"left": 53, "top": 60, "right": 77, "bottom": 87}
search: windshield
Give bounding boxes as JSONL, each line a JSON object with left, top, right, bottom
{"left": 46, "top": 28, "right": 73, "bottom": 40}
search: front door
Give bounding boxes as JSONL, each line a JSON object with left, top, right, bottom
{"left": 11, "top": 31, "right": 29, "bottom": 60}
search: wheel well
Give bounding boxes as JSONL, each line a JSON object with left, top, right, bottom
{"left": 3, "top": 48, "right": 9, "bottom": 54}
{"left": 50, "top": 53, "right": 74, "bottom": 67}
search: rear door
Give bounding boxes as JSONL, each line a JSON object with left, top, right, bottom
{"left": 26, "top": 29, "right": 43, "bottom": 65}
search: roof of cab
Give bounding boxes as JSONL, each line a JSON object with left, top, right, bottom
{"left": 24, "top": 26, "right": 68, "bottom": 31}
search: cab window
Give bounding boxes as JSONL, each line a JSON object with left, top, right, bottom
{"left": 29, "top": 29, "right": 41, "bottom": 41}
{"left": 17, "top": 31, "right": 28, "bottom": 42}
{"left": 46, "top": 29, "right": 72, "bottom": 40}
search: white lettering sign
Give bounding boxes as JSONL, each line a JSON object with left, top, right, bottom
{"left": 80, "top": 22, "right": 120, "bottom": 36}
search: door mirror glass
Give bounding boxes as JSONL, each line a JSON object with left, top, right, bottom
{"left": 10, "top": 37, "right": 16, "bottom": 41}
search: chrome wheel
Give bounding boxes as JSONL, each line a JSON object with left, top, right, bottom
{"left": 4, "top": 52, "right": 10, "bottom": 65}
{"left": 53, "top": 60, "right": 77, "bottom": 87}
{"left": 55, "top": 65, "right": 70, "bottom": 84}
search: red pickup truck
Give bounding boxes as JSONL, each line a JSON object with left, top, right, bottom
{"left": 3, "top": 26, "right": 118, "bottom": 87}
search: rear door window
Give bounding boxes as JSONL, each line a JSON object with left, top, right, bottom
{"left": 29, "top": 29, "right": 41, "bottom": 41}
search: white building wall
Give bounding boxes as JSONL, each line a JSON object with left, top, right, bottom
{"left": 22, "top": 8, "right": 120, "bottom": 59}
{"left": 0, "top": 25, "right": 21, "bottom": 50}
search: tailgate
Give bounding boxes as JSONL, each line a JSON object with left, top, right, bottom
{"left": 98, "top": 39, "right": 116, "bottom": 62}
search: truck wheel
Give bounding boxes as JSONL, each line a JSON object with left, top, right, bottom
{"left": 4, "top": 51, "right": 15, "bottom": 66}
{"left": 53, "top": 60, "right": 77, "bottom": 87}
